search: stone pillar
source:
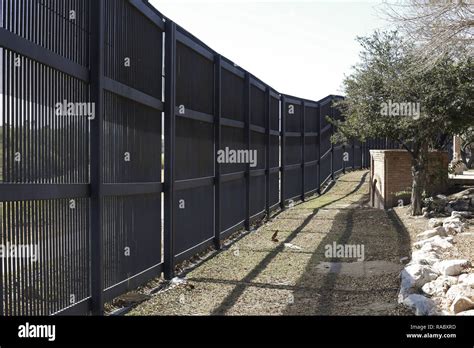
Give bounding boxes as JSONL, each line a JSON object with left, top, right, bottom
{"left": 452, "top": 135, "right": 466, "bottom": 175}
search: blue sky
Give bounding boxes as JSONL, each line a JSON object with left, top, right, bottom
{"left": 150, "top": 0, "right": 394, "bottom": 101}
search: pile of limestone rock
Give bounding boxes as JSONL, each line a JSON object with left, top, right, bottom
{"left": 422, "top": 188, "right": 474, "bottom": 217}
{"left": 398, "top": 188, "right": 474, "bottom": 316}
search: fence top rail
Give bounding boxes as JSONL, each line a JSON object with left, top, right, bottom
{"left": 174, "top": 21, "right": 218, "bottom": 55}
{"left": 281, "top": 94, "right": 320, "bottom": 108}
{"left": 176, "top": 29, "right": 215, "bottom": 61}
{"left": 250, "top": 76, "right": 267, "bottom": 92}
{"left": 318, "top": 94, "right": 345, "bottom": 106}
{"left": 161, "top": 14, "right": 282, "bottom": 99}
{"left": 270, "top": 90, "right": 281, "bottom": 99}
{"left": 141, "top": 0, "right": 168, "bottom": 18}
{"left": 247, "top": 73, "right": 280, "bottom": 97}
{"left": 130, "top": 0, "right": 166, "bottom": 31}
{"left": 221, "top": 58, "right": 247, "bottom": 78}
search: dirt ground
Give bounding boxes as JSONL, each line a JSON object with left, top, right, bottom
{"left": 128, "top": 170, "right": 413, "bottom": 316}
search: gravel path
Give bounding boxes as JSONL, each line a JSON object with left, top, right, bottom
{"left": 129, "top": 170, "right": 413, "bottom": 316}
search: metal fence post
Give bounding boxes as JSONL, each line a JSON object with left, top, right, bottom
{"left": 301, "top": 101, "right": 306, "bottom": 201}
{"left": 352, "top": 140, "right": 356, "bottom": 170}
{"left": 363, "top": 141, "right": 366, "bottom": 168}
{"left": 363, "top": 141, "right": 367, "bottom": 168}
{"left": 164, "top": 20, "right": 176, "bottom": 280}
{"left": 90, "top": 0, "right": 105, "bottom": 316}
{"left": 214, "top": 54, "right": 222, "bottom": 248}
{"left": 342, "top": 143, "right": 346, "bottom": 174}
{"left": 280, "top": 96, "right": 286, "bottom": 210}
{"left": 317, "top": 103, "right": 321, "bottom": 194}
{"left": 367, "top": 140, "right": 371, "bottom": 167}
{"left": 245, "top": 73, "right": 251, "bottom": 230}
{"left": 265, "top": 87, "right": 271, "bottom": 219}
{"left": 330, "top": 99, "right": 335, "bottom": 181}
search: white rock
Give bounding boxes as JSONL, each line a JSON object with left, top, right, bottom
{"left": 458, "top": 273, "right": 474, "bottom": 286}
{"left": 444, "top": 275, "right": 459, "bottom": 285}
{"left": 443, "top": 217, "right": 462, "bottom": 226}
{"left": 170, "top": 277, "right": 186, "bottom": 286}
{"left": 445, "top": 219, "right": 464, "bottom": 227}
{"left": 416, "top": 227, "right": 447, "bottom": 241}
{"left": 414, "top": 236, "right": 453, "bottom": 250}
{"left": 428, "top": 218, "right": 443, "bottom": 228}
{"left": 284, "top": 243, "right": 302, "bottom": 250}
{"left": 433, "top": 260, "right": 471, "bottom": 276}
{"left": 421, "top": 281, "right": 441, "bottom": 297}
{"left": 402, "top": 294, "right": 437, "bottom": 315}
{"left": 420, "top": 242, "right": 435, "bottom": 252}
{"left": 446, "top": 284, "right": 474, "bottom": 302}
{"left": 443, "top": 217, "right": 464, "bottom": 234}
{"left": 422, "top": 276, "right": 458, "bottom": 297}
{"left": 450, "top": 296, "right": 474, "bottom": 314}
{"left": 457, "top": 309, "right": 474, "bottom": 316}
{"left": 451, "top": 211, "right": 472, "bottom": 219}
{"left": 444, "top": 222, "right": 464, "bottom": 235}
{"left": 430, "top": 237, "right": 455, "bottom": 250}
{"left": 399, "top": 264, "right": 440, "bottom": 302}
{"left": 410, "top": 249, "right": 440, "bottom": 266}
{"left": 413, "top": 237, "right": 435, "bottom": 249}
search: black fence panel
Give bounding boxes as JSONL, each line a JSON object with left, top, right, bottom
{"left": 268, "top": 92, "right": 280, "bottom": 211}
{"left": 219, "top": 60, "right": 247, "bottom": 235}
{"left": 354, "top": 139, "right": 363, "bottom": 169}
{"left": 1, "top": 0, "right": 90, "bottom": 66}
{"left": 101, "top": 91, "right": 162, "bottom": 300}
{"left": 319, "top": 98, "right": 333, "bottom": 186}
{"left": 331, "top": 96, "right": 345, "bottom": 175}
{"left": 104, "top": 0, "right": 162, "bottom": 98}
{"left": 304, "top": 102, "right": 319, "bottom": 195}
{"left": 99, "top": 0, "right": 164, "bottom": 305}
{"left": 282, "top": 96, "right": 302, "bottom": 203}
{"left": 0, "top": 0, "right": 93, "bottom": 316}
{"left": 345, "top": 141, "right": 355, "bottom": 170}
{"left": 334, "top": 145, "right": 344, "bottom": 174}
{"left": 249, "top": 78, "right": 266, "bottom": 220}
{"left": 172, "top": 27, "right": 215, "bottom": 262}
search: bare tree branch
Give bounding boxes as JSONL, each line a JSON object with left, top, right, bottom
{"left": 381, "top": 0, "right": 474, "bottom": 69}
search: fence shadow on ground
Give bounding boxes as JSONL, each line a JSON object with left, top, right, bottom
{"left": 280, "top": 177, "right": 412, "bottom": 315}
{"left": 208, "top": 172, "right": 413, "bottom": 315}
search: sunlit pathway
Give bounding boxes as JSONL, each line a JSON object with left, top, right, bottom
{"left": 129, "top": 170, "right": 413, "bottom": 315}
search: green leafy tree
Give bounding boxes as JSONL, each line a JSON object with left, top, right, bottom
{"left": 332, "top": 31, "right": 474, "bottom": 215}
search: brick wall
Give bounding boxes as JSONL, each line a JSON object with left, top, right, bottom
{"left": 370, "top": 150, "right": 449, "bottom": 209}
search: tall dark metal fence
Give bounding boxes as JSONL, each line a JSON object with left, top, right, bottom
{"left": 0, "top": 0, "right": 398, "bottom": 315}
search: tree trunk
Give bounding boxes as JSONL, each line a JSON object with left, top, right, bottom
{"left": 410, "top": 144, "right": 428, "bottom": 216}
{"left": 410, "top": 164, "right": 423, "bottom": 216}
